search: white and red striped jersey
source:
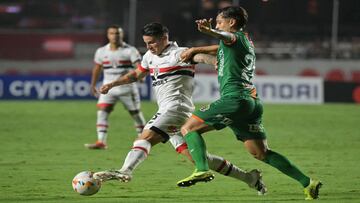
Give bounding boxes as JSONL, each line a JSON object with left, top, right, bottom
{"left": 94, "top": 43, "right": 141, "bottom": 84}
{"left": 139, "top": 42, "right": 195, "bottom": 113}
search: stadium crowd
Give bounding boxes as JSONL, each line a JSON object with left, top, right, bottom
{"left": 0, "top": 0, "right": 359, "bottom": 59}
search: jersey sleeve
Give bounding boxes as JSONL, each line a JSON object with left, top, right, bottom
{"left": 236, "top": 32, "right": 255, "bottom": 52}
{"left": 129, "top": 47, "right": 142, "bottom": 63}
{"left": 222, "top": 32, "right": 238, "bottom": 46}
{"left": 94, "top": 48, "right": 102, "bottom": 65}
{"left": 138, "top": 52, "right": 150, "bottom": 72}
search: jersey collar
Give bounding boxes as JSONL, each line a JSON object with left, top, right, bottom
{"left": 159, "top": 41, "right": 178, "bottom": 56}
{"left": 105, "top": 42, "right": 128, "bottom": 50}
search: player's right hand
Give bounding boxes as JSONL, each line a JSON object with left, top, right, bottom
{"left": 91, "top": 86, "right": 99, "bottom": 98}
{"left": 195, "top": 18, "right": 213, "bottom": 33}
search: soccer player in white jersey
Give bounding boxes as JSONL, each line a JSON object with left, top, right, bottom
{"left": 85, "top": 25, "right": 146, "bottom": 149}
{"left": 93, "top": 22, "right": 267, "bottom": 194}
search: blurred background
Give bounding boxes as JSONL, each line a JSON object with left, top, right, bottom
{"left": 0, "top": 0, "right": 359, "bottom": 103}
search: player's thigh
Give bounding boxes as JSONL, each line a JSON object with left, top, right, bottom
{"left": 229, "top": 98, "right": 266, "bottom": 141}
{"left": 118, "top": 90, "right": 141, "bottom": 111}
{"left": 181, "top": 116, "right": 214, "bottom": 135}
{"left": 144, "top": 109, "right": 189, "bottom": 144}
{"left": 193, "top": 97, "right": 245, "bottom": 130}
{"left": 146, "top": 111, "right": 189, "bottom": 151}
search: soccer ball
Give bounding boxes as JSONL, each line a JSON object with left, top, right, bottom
{"left": 72, "top": 171, "right": 101, "bottom": 196}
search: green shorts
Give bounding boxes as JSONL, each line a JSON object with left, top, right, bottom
{"left": 193, "top": 95, "right": 266, "bottom": 141}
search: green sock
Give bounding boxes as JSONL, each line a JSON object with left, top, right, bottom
{"left": 263, "top": 150, "right": 310, "bottom": 187}
{"left": 184, "top": 131, "right": 209, "bottom": 171}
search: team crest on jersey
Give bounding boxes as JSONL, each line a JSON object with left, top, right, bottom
{"left": 200, "top": 104, "right": 210, "bottom": 112}
{"left": 153, "top": 68, "right": 159, "bottom": 78}
{"left": 112, "top": 61, "right": 118, "bottom": 68}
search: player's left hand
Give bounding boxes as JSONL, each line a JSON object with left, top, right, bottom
{"left": 99, "top": 83, "right": 113, "bottom": 94}
{"left": 180, "top": 48, "right": 195, "bottom": 62}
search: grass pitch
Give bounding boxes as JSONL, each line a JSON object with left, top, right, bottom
{"left": 0, "top": 101, "right": 359, "bottom": 203}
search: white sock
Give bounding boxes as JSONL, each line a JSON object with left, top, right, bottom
{"left": 131, "top": 111, "right": 146, "bottom": 136}
{"left": 207, "top": 153, "right": 253, "bottom": 185}
{"left": 96, "top": 110, "right": 109, "bottom": 143}
{"left": 120, "top": 139, "right": 151, "bottom": 174}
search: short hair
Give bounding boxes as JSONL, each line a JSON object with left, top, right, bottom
{"left": 141, "top": 22, "right": 169, "bottom": 38}
{"left": 218, "top": 6, "right": 248, "bottom": 29}
{"left": 107, "top": 24, "right": 121, "bottom": 30}
{"left": 106, "top": 24, "right": 124, "bottom": 37}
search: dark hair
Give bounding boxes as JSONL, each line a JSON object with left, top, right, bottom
{"left": 142, "top": 22, "right": 169, "bottom": 38}
{"left": 218, "top": 6, "right": 248, "bottom": 29}
{"left": 107, "top": 24, "right": 121, "bottom": 30}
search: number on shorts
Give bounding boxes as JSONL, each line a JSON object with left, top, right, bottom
{"left": 148, "top": 112, "right": 161, "bottom": 124}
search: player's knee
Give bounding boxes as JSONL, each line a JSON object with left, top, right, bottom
{"left": 250, "top": 151, "right": 266, "bottom": 161}
{"left": 139, "top": 130, "right": 166, "bottom": 146}
{"left": 181, "top": 122, "right": 200, "bottom": 136}
{"left": 101, "top": 105, "right": 113, "bottom": 112}
{"left": 97, "top": 110, "right": 108, "bottom": 119}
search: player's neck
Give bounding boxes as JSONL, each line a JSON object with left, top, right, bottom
{"left": 229, "top": 27, "right": 238, "bottom": 33}
{"left": 158, "top": 42, "right": 170, "bottom": 55}
{"left": 110, "top": 42, "right": 123, "bottom": 50}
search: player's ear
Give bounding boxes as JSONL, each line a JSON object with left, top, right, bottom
{"left": 162, "top": 33, "right": 169, "bottom": 41}
{"left": 229, "top": 18, "right": 236, "bottom": 28}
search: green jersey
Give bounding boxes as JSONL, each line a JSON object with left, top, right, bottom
{"left": 216, "top": 31, "right": 256, "bottom": 97}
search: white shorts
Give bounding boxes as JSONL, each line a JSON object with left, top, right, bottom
{"left": 97, "top": 85, "right": 140, "bottom": 111}
{"left": 144, "top": 108, "right": 191, "bottom": 150}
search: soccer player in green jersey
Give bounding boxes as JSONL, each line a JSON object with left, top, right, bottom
{"left": 177, "top": 6, "right": 322, "bottom": 200}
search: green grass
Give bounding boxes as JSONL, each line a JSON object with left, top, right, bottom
{"left": 0, "top": 101, "right": 359, "bottom": 203}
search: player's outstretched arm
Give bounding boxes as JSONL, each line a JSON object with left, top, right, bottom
{"left": 99, "top": 68, "right": 148, "bottom": 94}
{"left": 192, "top": 53, "right": 217, "bottom": 66}
{"left": 180, "top": 45, "right": 219, "bottom": 63}
{"left": 196, "top": 18, "right": 235, "bottom": 44}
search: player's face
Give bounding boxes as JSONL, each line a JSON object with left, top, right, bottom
{"left": 143, "top": 35, "right": 167, "bottom": 55}
{"left": 215, "top": 13, "right": 232, "bottom": 32}
{"left": 107, "top": 28, "right": 121, "bottom": 44}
